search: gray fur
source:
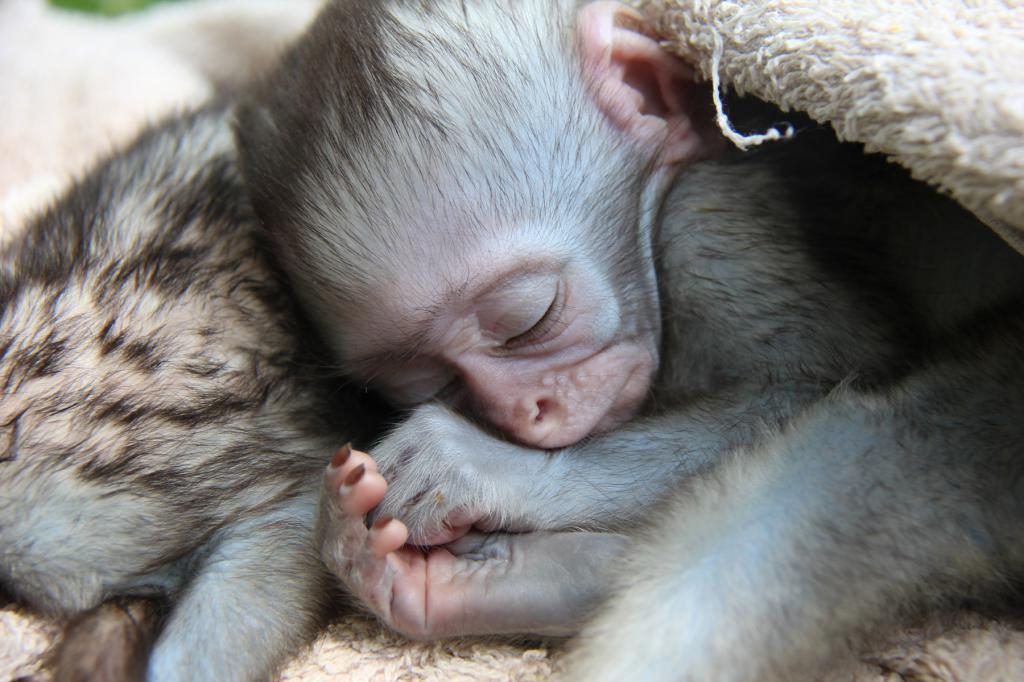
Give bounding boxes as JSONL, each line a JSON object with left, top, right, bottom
{"left": 0, "top": 105, "right": 370, "bottom": 681}
{"left": 237, "top": 0, "right": 656, "bottom": 360}
{"left": 238, "top": 1, "right": 1024, "bottom": 680}
{"left": 368, "top": 135, "right": 1024, "bottom": 677}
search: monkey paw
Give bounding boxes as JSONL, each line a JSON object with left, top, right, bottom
{"left": 319, "top": 440, "right": 593, "bottom": 638}
{"left": 316, "top": 445, "right": 412, "bottom": 625}
{"left": 370, "top": 404, "right": 547, "bottom": 545}
{"left": 318, "top": 444, "right": 623, "bottom": 639}
{"left": 317, "top": 444, "right": 518, "bottom": 639}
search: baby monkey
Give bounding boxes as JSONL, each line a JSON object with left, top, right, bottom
{"left": 240, "top": 0, "right": 1024, "bottom": 680}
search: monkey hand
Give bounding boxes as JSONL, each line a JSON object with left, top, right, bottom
{"left": 316, "top": 443, "right": 627, "bottom": 638}
{"left": 369, "top": 403, "right": 552, "bottom": 545}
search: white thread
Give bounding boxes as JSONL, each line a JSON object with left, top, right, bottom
{"left": 709, "top": 31, "right": 793, "bottom": 150}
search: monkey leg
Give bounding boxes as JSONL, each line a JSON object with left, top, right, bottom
{"left": 146, "top": 495, "right": 330, "bottom": 682}
{"left": 564, "top": 316, "right": 1024, "bottom": 682}
{"left": 318, "top": 445, "right": 628, "bottom": 638}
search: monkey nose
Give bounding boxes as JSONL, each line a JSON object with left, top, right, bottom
{"left": 504, "top": 397, "right": 584, "bottom": 450}
{"left": 527, "top": 397, "right": 557, "bottom": 431}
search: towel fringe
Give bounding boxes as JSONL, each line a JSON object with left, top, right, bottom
{"left": 709, "top": 31, "right": 794, "bottom": 150}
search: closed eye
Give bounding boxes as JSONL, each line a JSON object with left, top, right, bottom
{"left": 502, "top": 284, "right": 564, "bottom": 350}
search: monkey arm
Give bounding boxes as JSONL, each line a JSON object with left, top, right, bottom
{"left": 322, "top": 379, "right": 815, "bottom": 640}
{"left": 564, "top": 315, "right": 1024, "bottom": 682}
{"left": 371, "top": 381, "right": 823, "bottom": 544}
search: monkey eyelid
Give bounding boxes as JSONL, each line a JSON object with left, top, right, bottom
{"left": 500, "top": 283, "right": 565, "bottom": 352}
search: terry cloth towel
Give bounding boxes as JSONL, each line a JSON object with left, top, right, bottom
{"left": 2, "top": 1, "right": 1024, "bottom": 680}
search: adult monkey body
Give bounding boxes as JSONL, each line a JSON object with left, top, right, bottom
{"left": 240, "top": 0, "right": 1024, "bottom": 680}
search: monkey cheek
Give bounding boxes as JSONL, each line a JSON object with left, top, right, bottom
{"left": 591, "top": 361, "right": 652, "bottom": 435}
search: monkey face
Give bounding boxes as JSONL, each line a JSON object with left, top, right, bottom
{"left": 334, "top": 227, "right": 662, "bottom": 450}
{"left": 236, "top": 0, "right": 717, "bottom": 448}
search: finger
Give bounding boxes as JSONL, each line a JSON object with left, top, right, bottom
{"left": 369, "top": 516, "right": 410, "bottom": 559}
{"left": 339, "top": 467, "right": 388, "bottom": 516}
{"left": 325, "top": 445, "right": 380, "bottom": 490}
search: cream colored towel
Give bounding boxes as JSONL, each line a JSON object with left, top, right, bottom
{"left": 0, "top": 0, "right": 322, "bottom": 235}
{"left": 2, "top": 1, "right": 1023, "bottom": 680}
{"left": 639, "top": 0, "right": 1024, "bottom": 253}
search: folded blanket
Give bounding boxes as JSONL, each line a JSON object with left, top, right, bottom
{"left": 2, "top": 1, "right": 1022, "bottom": 680}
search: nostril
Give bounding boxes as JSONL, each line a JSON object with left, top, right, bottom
{"left": 534, "top": 400, "right": 551, "bottom": 424}
{"left": 510, "top": 398, "right": 570, "bottom": 448}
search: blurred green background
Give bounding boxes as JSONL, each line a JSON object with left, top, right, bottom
{"left": 50, "top": 0, "right": 181, "bottom": 16}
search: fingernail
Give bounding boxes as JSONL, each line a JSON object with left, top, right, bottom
{"left": 330, "top": 443, "right": 352, "bottom": 468}
{"left": 372, "top": 515, "right": 394, "bottom": 530}
{"left": 343, "top": 464, "right": 366, "bottom": 487}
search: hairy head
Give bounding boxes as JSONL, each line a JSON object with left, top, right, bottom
{"left": 238, "top": 0, "right": 717, "bottom": 448}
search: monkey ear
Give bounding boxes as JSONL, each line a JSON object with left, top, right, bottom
{"left": 578, "top": 2, "right": 719, "bottom": 165}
